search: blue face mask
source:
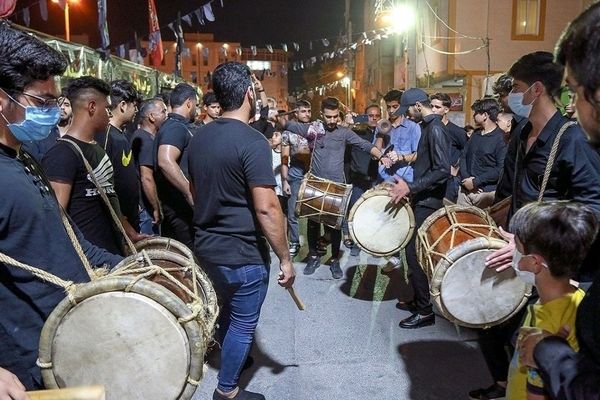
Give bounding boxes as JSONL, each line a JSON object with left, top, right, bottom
{"left": 1, "top": 93, "right": 60, "bottom": 142}
{"left": 507, "top": 84, "right": 536, "bottom": 118}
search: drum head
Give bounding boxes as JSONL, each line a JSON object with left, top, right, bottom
{"left": 430, "top": 238, "right": 532, "bottom": 328}
{"left": 348, "top": 188, "right": 414, "bottom": 257}
{"left": 39, "top": 277, "right": 205, "bottom": 400}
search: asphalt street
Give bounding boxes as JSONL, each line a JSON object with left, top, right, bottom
{"left": 192, "top": 235, "right": 495, "bottom": 400}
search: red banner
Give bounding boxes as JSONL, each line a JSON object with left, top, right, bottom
{"left": 148, "top": 0, "right": 163, "bottom": 67}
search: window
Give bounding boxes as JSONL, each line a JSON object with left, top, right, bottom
{"left": 512, "top": 0, "right": 546, "bottom": 40}
{"left": 246, "top": 60, "right": 272, "bottom": 71}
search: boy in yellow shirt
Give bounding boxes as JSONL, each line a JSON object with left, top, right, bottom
{"left": 506, "top": 201, "right": 598, "bottom": 400}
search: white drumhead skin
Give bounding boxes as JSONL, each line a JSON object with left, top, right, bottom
{"left": 438, "top": 248, "right": 529, "bottom": 327}
{"left": 349, "top": 193, "right": 413, "bottom": 256}
{"left": 52, "top": 292, "right": 190, "bottom": 400}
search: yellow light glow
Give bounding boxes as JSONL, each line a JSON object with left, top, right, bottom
{"left": 341, "top": 76, "right": 351, "bottom": 86}
{"left": 223, "top": 43, "right": 230, "bottom": 49}
{"left": 336, "top": 71, "right": 345, "bottom": 78}
{"left": 377, "top": 5, "right": 416, "bottom": 33}
{"left": 196, "top": 43, "right": 203, "bottom": 48}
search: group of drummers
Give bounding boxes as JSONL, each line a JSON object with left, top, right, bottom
{"left": 3, "top": 2, "right": 600, "bottom": 399}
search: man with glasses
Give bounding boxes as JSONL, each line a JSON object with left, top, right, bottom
{"left": 0, "top": 23, "right": 121, "bottom": 391}
{"left": 470, "top": 51, "right": 600, "bottom": 400}
{"left": 96, "top": 79, "right": 147, "bottom": 240}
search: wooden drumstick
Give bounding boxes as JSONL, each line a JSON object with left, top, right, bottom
{"left": 286, "top": 286, "right": 305, "bottom": 310}
{"left": 28, "top": 386, "right": 105, "bottom": 400}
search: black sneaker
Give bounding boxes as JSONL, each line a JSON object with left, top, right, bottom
{"left": 289, "top": 242, "right": 300, "bottom": 256}
{"left": 329, "top": 258, "right": 343, "bottom": 279}
{"left": 399, "top": 312, "right": 435, "bottom": 329}
{"left": 468, "top": 383, "right": 506, "bottom": 400}
{"left": 213, "top": 388, "right": 265, "bottom": 400}
{"left": 304, "top": 256, "right": 320, "bottom": 275}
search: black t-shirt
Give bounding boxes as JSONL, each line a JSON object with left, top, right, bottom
{"left": 42, "top": 135, "right": 123, "bottom": 254}
{"left": 188, "top": 118, "right": 276, "bottom": 266}
{"left": 154, "top": 113, "right": 194, "bottom": 207}
{"left": 97, "top": 125, "right": 140, "bottom": 230}
{"left": 131, "top": 128, "right": 155, "bottom": 211}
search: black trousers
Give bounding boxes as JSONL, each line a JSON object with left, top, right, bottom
{"left": 307, "top": 220, "right": 341, "bottom": 259}
{"left": 405, "top": 205, "right": 437, "bottom": 314}
{"left": 161, "top": 202, "right": 194, "bottom": 249}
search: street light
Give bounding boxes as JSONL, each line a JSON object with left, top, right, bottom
{"left": 52, "top": 0, "right": 78, "bottom": 42}
{"left": 341, "top": 76, "right": 351, "bottom": 110}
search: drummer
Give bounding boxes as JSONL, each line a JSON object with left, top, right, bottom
{"left": 0, "top": 23, "right": 122, "bottom": 389}
{"left": 281, "top": 97, "right": 392, "bottom": 279}
{"left": 389, "top": 88, "right": 451, "bottom": 329}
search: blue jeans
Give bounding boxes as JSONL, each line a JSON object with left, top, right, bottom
{"left": 204, "top": 262, "right": 270, "bottom": 392}
{"left": 139, "top": 208, "right": 160, "bottom": 235}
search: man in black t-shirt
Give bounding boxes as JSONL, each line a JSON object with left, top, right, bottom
{"left": 154, "top": 83, "right": 198, "bottom": 248}
{"left": 43, "top": 77, "right": 124, "bottom": 255}
{"left": 0, "top": 28, "right": 121, "bottom": 391}
{"left": 96, "top": 80, "right": 143, "bottom": 235}
{"left": 188, "top": 62, "right": 295, "bottom": 400}
{"left": 131, "top": 98, "right": 168, "bottom": 234}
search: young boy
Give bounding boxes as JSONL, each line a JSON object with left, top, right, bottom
{"left": 506, "top": 201, "right": 598, "bottom": 400}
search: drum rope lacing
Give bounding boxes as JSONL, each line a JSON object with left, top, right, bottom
{"left": 418, "top": 207, "right": 502, "bottom": 279}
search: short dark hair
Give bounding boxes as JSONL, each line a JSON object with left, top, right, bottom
{"left": 508, "top": 51, "right": 564, "bottom": 97}
{"left": 431, "top": 93, "right": 451, "bottom": 108}
{"left": 169, "top": 83, "right": 197, "bottom": 109}
{"left": 138, "top": 98, "right": 163, "bottom": 119}
{"left": 212, "top": 62, "right": 252, "bottom": 112}
{"left": 64, "top": 76, "right": 111, "bottom": 105}
{"left": 109, "top": 79, "right": 140, "bottom": 110}
{"left": 202, "top": 91, "right": 218, "bottom": 106}
{"left": 321, "top": 97, "right": 340, "bottom": 112}
{"left": 555, "top": 1, "right": 600, "bottom": 114}
{"left": 510, "top": 201, "right": 599, "bottom": 278}
{"left": 0, "top": 23, "right": 67, "bottom": 96}
{"left": 492, "top": 74, "right": 513, "bottom": 98}
{"left": 365, "top": 104, "right": 381, "bottom": 114}
{"left": 471, "top": 98, "right": 501, "bottom": 122}
{"left": 295, "top": 99, "right": 311, "bottom": 109}
{"left": 383, "top": 89, "right": 403, "bottom": 103}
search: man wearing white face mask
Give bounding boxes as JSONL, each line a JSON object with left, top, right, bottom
{"left": 470, "top": 51, "right": 600, "bottom": 400}
{"left": 504, "top": 201, "right": 597, "bottom": 400}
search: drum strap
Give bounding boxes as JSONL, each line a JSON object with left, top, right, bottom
{"left": 538, "top": 121, "right": 576, "bottom": 202}
{"left": 58, "top": 138, "right": 137, "bottom": 255}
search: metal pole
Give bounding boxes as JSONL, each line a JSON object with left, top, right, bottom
{"left": 65, "top": 1, "right": 70, "bottom": 42}
{"left": 345, "top": 0, "right": 353, "bottom": 110}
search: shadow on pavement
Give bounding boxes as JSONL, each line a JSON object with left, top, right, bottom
{"left": 398, "top": 340, "right": 491, "bottom": 399}
{"left": 338, "top": 259, "right": 413, "bottom": 302}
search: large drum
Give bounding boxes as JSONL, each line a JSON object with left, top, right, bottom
{"left": 39, "top": 247, "right": 218, "bottom": 400}
{"left": 347, "top": 184, "right": 415, "bottom": 257}
{"left": 417, "top": 205, "right": 532, "bottom": 328}
{"left": 296, "top": 173, "right": 352, "bottom": 229}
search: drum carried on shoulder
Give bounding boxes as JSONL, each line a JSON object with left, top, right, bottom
{"left": 38, "top": 237, "right": 218, "bottom": 400}
{"left": 347, "top": 183, "right": 415, "bottom": 257}
{"left": 296, "top": 173, "right": 352, "bottom": 230}
{"left": 417, "top": 205, "right": 532, "bottom": 328}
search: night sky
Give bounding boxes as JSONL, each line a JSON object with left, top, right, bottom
{"left": 11, "top": 0, "right": 364, "bottom": 89}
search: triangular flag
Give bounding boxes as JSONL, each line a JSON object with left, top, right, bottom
{"left": 39, "top": 0, "right": 48, "bottom": 21}
{"left": 117, "top": 44, "right": 126, "bottom": 58}
{"left": 235, "top": 47, "right": 242, "bottom": 56}
{"left": 322, "top": 38, "right": 329, "bottom": 47}
{"left": 281, "top": 43, "right": 287, "bottom": 52}
{"left": 57, "top": 0, "right": 66, "bottom": 10}
{"left": 251, "top": 45, "right": 257, "bottom": 56}
{"left": 266, "top": 44, "right": 273, "bottom": 53}
{"left": 293, "top": 42, "right": 299, "bottom": 51}
{"left": 23, "top": 8, "right": 30, "bottom": 27}
{"left": 182, "top": 14, "right": 193, "bottom": 27}
{"left": 194, "top": 9, "right": 204, "bottom": 25}
{"left": 203, "top": 2, "right": 215, "bottom": 22}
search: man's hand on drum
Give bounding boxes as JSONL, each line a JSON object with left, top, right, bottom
{"left": 461, "top": 177, "right": 476, "bottom": 191}
{"left": 390, "top": 176, "right": 410, "bottom": 203}
{"left": 485, "top": 226, "right": 515, "bottom": 272}
{"left": 0, "top": 367, "right": 29, "bottom": 400}
{"left": 277, "top": 259, "right": 296, "bottom": 288}
{"left": 380, "top": 154, "right": 393, "bottom": 169}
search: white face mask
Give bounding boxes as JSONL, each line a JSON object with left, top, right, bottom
{"left": 507, "top": 84, "right": 537, "bottom": 118}
{"left": 512, "top": 249, "right": 536, "bottom": 286}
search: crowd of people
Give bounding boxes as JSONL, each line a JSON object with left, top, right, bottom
{"left": 2, "top": 2, "right": 600, "bottom": 399}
